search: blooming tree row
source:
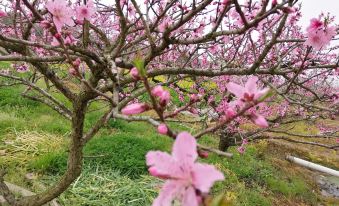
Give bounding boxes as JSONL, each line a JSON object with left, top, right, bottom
{"left": 0, "top": 0, "right": 338, "bottom": 205}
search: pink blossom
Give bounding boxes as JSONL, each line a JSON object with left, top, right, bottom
{"left": 198, "top": 150, "right": 209, "bottom": 158}
{"left": 46, "top": 0, "right": 74, "bottom": 32}
{"left": 121, "top": 103, "right": 148, "bottom": 115}
{"left": 159, "top": 90, "right": 170, "bottom": 106}
{"left": 190, "top": 94, "right": 199, "bottom": 103}
{"left": 64, "top": 34, "right": 76, "bottom": 46}
{"left": 307, "top": 18, "right": 323, "bottom": 32}
{"left": 157, "top": 124, "right": 168, "bottom": 135}
{"left": 242, "top": 138, "right": 249, "bottom": 145}
{"left": 250, "top": 113, "right": 269, "bottom": 128}
{"left": 226, "top": 76, "right": 269, "bottom": 105}
{"left": 76, "top": 0, "right": 96, "bottom": 23}
{"left": 271, "top": 0, "right": 278, "bottom": 7}
{"left": 72, "top": 58, "right": 81, "bottom": 68}
{"left": 304, "top": 18, "right": 336, "bottom": 50}
{"left": 146, "top": 132, "right": 224, "bottom": 206}
{"left": 69, "top": 68, "right": 77, "bottom": 76}
{"left": 51, "top": 37, "right": 60, "bottom": 46}
{"left": 225, "top": 107, "right": 236, "bottom": 118}
{"left": 130, "top": 67, "right": 140, "bottom": 80}
{"left": 152, "top": 86, "right": 165, "bottom": 96}
{"left": 0, "top": 10, "right": 7, "bottom": 17}
{"left": 237, "top": 146, "right": 245, "bottom": 154}
{"left": 158, "top": 18, "right": 172, "bottom": 33}
{"left": 152, "top": 86, "right": 171, "bottom": 106}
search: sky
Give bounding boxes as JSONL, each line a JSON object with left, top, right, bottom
{"left": 98, "top": 0, "right": 339, "bottom": 29}
{"left": 299, "top": 0, "right": 339, "bottom": 28}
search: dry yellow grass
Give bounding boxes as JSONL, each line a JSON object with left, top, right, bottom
{"left": 2, "top": 130, "right": 68, "bottom": 163}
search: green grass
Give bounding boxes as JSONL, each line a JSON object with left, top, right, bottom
{"left": 28, "top": 151, "right": 68, "bottom": 174}
{"left": 52, "top": 165, "right": 160, "bottom": 206}
{"left": 84, "top": 130, "right": 171, "bottom": 178}
{"left": 204, "top": 145, "right": 317, "bottom": 205}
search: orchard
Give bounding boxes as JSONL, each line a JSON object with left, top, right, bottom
{"left": 0, "top": 0, "right": 338, "bottom": 206}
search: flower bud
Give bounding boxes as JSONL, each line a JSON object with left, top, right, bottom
{"left": 54, "top": 33, "right": 62, "bottom": 39}
{"left": 72, "top": 58, "right": 81, "bottom": 68}
{"left": 130, "top": 67, "right": 140, "bottom": 80}
{"left": 157, "top": 124, "right": 168, "bottom": 135}
{"left": 198, "top": 150, "right": 209, "bottom": 158}
{"left": 121, "top": 103, "right": 149, "bottom": 115}
{"left": 159, "top": 90, "right": 170, "bottom": 107}
{"left": 271, "top": 0, "right": 278, "bottom": 7}
{"left": 69, "top": 68, "right": 78, "bottom": 76}
{"left": 152, "top": 85, "right": 164, "bottom": 96}
{"left": 281, "top": 6, "right": 296, "bottom": 14}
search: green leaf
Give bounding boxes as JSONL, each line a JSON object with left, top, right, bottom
{"left": 257, "top": 89, "right": 274, "bottom": 102}
{"left": 132, "top": 56, "right": 146, "bottom": 78}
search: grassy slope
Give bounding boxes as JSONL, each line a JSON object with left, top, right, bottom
{"left": 0, "top": 85, "right": 336, "bottom": 206}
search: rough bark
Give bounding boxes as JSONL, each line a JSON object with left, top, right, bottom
{"left": 218, "top": 128, "right": 236, "bottom": 152}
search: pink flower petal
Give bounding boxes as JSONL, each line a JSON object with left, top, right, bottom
{"left": 152, "top": 86, "right": 165, "bottom": 97}
{"left": 251, "top": 114, "right": 269, "bottom": 128}
{"left": 182, "top": 187, "right": 199, "bottom": 206}
{"left": 152, "top": 180, "right": 184, "bottom": 206}
{"left": 0, "top": 10, "right": 7, "bottom": 17}
{"left": 245, "top": 76, "right": 258, "bottom": 94}
{"left": 172, "top": 132, "right": 197, "bottom": 163}
{"left": 192, "top": 163, "right": 224, "bottom": 193}
{"left": 146, "top": 151, "right": 178, "bottom": 178}
{"left": 226, "top": 82, "right": 245, "bottom": 99}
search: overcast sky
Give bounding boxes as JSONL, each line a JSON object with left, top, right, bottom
{"left": 299, "top": 0, "right": 339, "bottom": 28}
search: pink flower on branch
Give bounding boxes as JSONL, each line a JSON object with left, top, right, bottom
{"left": 130, "top": 67, "right": 140, "bottom": 80}
{"left": 75, "top": 0, "right": 96, "bottom": 23}
{"left": 226, "top": 76, "right": 269, "bottom": 105}
{"left": 250, "top": 113, "right": 269, "bottom": 128}
{"left": 121, "top": 103, "right": 149, "bottom": 115}
{"left": 46, "top": 0, "right": 74, "bottom": 32}
{"left": 304, "top": 17, "right": 336, "bottom": 50}
{"left": 0, "top": 10, "right": 7, "bottom": 17}
{"left": 152, "top": 86, "right": 171, "bottom": 106}
{"left": 237, "top": 146, "right": 245, "bottom": 154}
{"left": 226, "top": 77, "right": 270, "bottom": 128}
{"left": 157, "top": 124, "right": 168, "bottom": 135}
{"left": 146, "top": 132, "right": 224, "bottom": 206}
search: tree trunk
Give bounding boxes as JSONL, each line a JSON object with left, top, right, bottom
{"left": 218, "top": 128, "right": 235, "bottom": 152}
{"left": 14, "top": 100, "right": 87, "bottom": 206}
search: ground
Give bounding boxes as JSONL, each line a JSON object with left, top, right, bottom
{"left": 0, "top": 84, "right": 338, "bottom": 206}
